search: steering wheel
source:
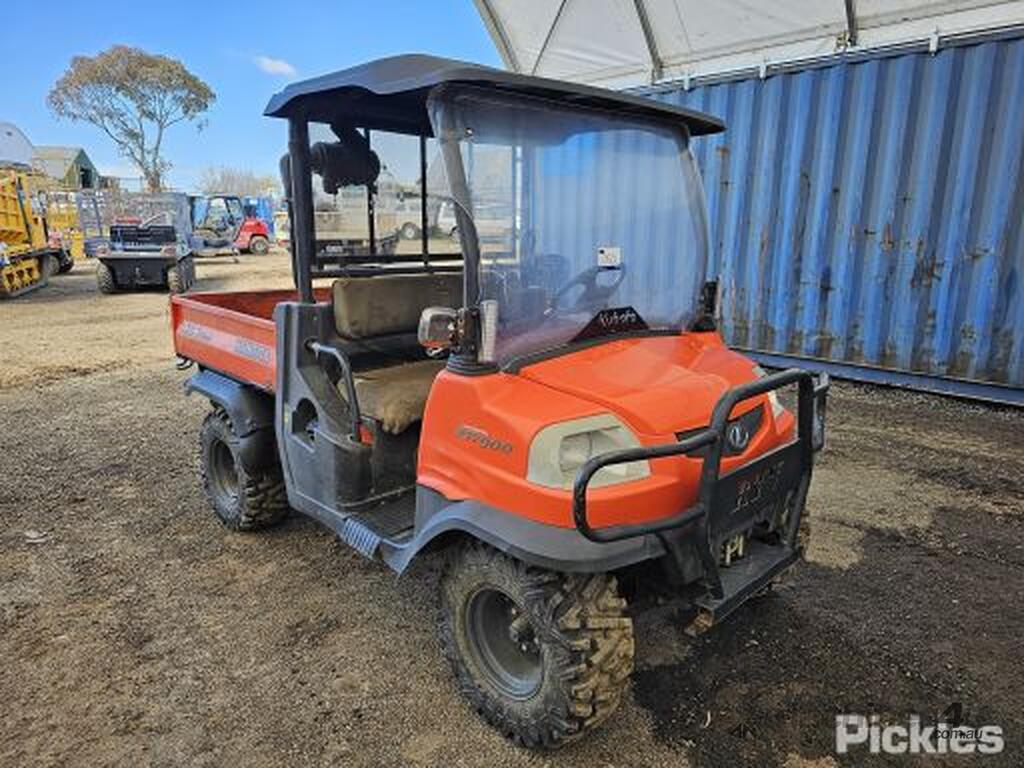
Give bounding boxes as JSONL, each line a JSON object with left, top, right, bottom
{"left": 551, "top": 265, "right": 627, "bottom": 313}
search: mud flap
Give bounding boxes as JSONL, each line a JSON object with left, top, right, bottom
{"left": 185, "top": 369, "right": 277, "bottom": 473}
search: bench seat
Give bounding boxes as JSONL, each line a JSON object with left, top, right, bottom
{"left": 331, "top": 273, "right": 460, "bottom": 434}
{"left": 350, "top": 359, "right": 446, "bottom": 434}
{"left": 332, "top": 272, "right": 461, "bottom": 339}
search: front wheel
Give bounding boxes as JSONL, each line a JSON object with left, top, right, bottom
{"left": 200, "top": 409, "right": 288, "bottom": 531}
{"left": 96, "top": 262, "right": 117, "bottom": 294}
{"left": 248, "top": 235, "right": 269, "bottom": 255}
{"left": 439, "top": 543, "right": 634, "bottom": 749}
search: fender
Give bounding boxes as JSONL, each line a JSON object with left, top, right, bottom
{"left": 382, "top": 486, "right": 667, "bottom": 574}
{"left": 186, "top": 369, "right": 277, "bottom": 472}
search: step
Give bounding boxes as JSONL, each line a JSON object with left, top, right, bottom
{"left": 693, "top": 540, "right": 799, "bottom": 627}
{"left": 338, "top": 493, "right": 416, "bottom": 558}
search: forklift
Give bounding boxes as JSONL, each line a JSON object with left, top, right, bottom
{"left": 189, "top": 194, "right": 244, "bottom": 256}
{"left": 171, "top": 55, "right": 829, "bottom": 749}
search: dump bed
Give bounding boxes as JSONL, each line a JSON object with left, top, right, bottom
{"left": 170, "top": 289, "right": 329, "bottom": 391}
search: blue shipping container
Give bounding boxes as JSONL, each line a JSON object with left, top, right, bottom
{"left": 644, "top": 33, "right": 1024, "bottom": 403}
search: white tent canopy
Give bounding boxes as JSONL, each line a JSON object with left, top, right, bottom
{"left": 474, "top": 0, "right": 1024, "bottom": 87}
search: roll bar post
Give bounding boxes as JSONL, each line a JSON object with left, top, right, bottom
{"left": 288, "top": 117, "right": 316, "bottom": 303}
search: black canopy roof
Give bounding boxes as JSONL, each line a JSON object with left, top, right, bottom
{"left": 264, "top": 54, "right": 724, "bottom": 137}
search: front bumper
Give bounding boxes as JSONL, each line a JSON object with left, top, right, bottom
{"left": 572, "top": 368, "right": 830, "bottom": 626}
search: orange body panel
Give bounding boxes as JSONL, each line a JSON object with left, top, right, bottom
{"left": 418, "top": 333, "right": 796, "bottom": 530}
{"left": 170, "top": 288, "right": 330, "bottom": 390}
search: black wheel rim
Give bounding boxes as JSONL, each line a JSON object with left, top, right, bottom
{"left": 465, "top": 587, "right": 542, "bottom": 700}
{"left": 208, "top": 439, "right": 239, "bottom": 507}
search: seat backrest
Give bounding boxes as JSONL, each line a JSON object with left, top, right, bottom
{"left": 332, "top": 272, "right": 462, "bottom": 338}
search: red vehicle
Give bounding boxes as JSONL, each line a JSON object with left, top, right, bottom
{"left": 234, "top": 214, "right": 271, "bottom": 255}
{"left": 170, "top": 56, "right": 829, "bottom": 749}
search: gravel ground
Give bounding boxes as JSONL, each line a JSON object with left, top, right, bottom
{"left": 1, "top": 253, "right": 1021, "bottom": 767}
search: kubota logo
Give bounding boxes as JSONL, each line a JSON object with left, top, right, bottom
{"left": 456, "top": 425, "right": 513, "bottom": 454}
{"left": 727, "top": 421, "right": 751, "bottom": 451}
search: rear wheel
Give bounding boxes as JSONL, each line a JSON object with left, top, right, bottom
{"left": 39, "top": 253, "right": 57, "bottom": 279}
{"left": 248, "top": 235, "right": 269, "bottom": 255}
{"left": 439, "top": 542, "right": 634, "bottom": 749}
{"left": 400, "top": 222, "right": 420, "bottom": 240}
{"left": 167, "top": 264, "right": 186, "bottom": 293}
{"left": 96, "top": 262, "right": 117, "bottom": 294}
{"left": 200, "top": 409, "right": 288, "bottom": 531}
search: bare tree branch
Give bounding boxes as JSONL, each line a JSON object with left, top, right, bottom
{"left": 198, "top": 166, "right": 280, "bottom": 197}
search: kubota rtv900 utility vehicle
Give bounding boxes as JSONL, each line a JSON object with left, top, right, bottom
{"left": 170, "top": 55, "right": 829, "bottom": 749}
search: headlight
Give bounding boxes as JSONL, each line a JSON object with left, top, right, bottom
{"left": 753, "top": 365, "right": 785, "bottom": 420}
{"left": 527, "top": 414, "right": 650, "bottom": 490}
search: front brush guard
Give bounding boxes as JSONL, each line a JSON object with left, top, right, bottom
{"left": 572, "top": 368, "right": 830, "bottom": 602}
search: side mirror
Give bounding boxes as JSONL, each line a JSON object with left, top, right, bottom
{"left": 418, "top": 306, "right": 457, "bottom": 351}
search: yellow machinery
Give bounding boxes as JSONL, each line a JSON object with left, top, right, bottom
{"left": 0, "top": 168, "right": 76, "bottom": 298}
{"left": 42, "top": 189, "right": 85, "bottom": 262}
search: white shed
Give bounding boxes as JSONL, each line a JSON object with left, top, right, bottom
{"left": 0, "top": 121, "right": 34, "bottom": 168}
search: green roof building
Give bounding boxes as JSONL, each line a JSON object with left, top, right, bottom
{"left": 32, "top": 145, "right": 99, "bottom": 189}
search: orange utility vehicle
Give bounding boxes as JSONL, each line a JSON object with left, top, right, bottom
{"left": 170, "top": 55, "right": 829, "bottom": 749}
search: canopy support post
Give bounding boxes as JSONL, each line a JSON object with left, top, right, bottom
{"left": 531, "top": 0, "right": 569, "bottom": 75}
{"left": 844, "top": 0, "right": 858, "bottom": 46}
{"left": 474, "top": 0, "right": 522, "bottom": 72}
{"left": 633, "top": 0, "right": 664, "bottom": 83}
{"left": 288, "top": 118, "right": 315, "bottom": 303}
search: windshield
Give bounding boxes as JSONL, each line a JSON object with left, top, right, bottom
{"left": 429, "top": 86, "right": 710, "bottom": 365}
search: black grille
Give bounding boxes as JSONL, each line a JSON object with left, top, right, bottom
{"left": 109, "top": 224, "right": 177, "bottom": 248}
{"left": 676, "top": 404, "right": 765, "bottom": 457}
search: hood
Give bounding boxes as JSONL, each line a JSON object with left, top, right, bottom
{"left": 517, "top": 335, "right": 759, "bottom": 435}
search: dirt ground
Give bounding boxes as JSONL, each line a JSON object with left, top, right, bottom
{"left": 1, "top": 253, "right": 1021, "bottom": 767}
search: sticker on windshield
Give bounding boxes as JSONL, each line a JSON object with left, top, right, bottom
{"left": 597, "top": 246, "right": 621, "bottom": 267}
{"left": 572, "top": 306, "right": 649, "bottom": 342}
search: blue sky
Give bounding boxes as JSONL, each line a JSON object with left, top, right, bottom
{"left": 6, "top": 1, "right": 500, "bottom": 190}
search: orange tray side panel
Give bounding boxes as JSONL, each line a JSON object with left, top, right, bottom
{"left": 170, "top": 288, "right": 330, "bottom": 391}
